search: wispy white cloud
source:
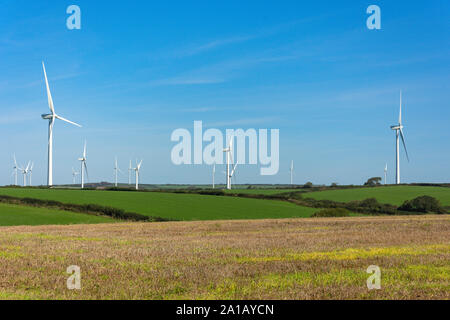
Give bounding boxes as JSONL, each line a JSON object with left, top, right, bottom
{"left": 206, "top": 116, "right": 281, "bottom": 128}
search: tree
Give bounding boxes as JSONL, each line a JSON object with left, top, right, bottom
{"left": 304, "top": 182, "right": 313, "bottom": 188}
{"left": 364, "top": 177, "right": 382, "bottom": 186}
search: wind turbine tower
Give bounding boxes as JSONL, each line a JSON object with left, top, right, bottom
{"left": 41, "top": 62, "right": 81, "bottom": 187}
{"left": 390, "top": 91, "right": 410, "bottom": 184}
{"left": 384, "top": 163, "right": 388, "bottom": 185}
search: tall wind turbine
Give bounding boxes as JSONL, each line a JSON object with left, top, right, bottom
{"left": 72, "top": 167, "right": 80, "bottom": 184}
{"left": 114, "top": 157, "right": 122, "bottom": 187}
{"left": 28, "top": 162, "right": 34, "bottom": 186}
{"left": 41, "top": 62, "right": 82, "bottom": 187}
{"left": 12, "top": 154, "right": 18, "bottom": 186}
{"left": 384, "top": 163, "right": 388, "bottom": 185}
{"left": 390, "top": 91, "right": 410, "bottom": 184}
{"left": 290, "top": 160, "right": 294, "bottom": 185}
{"left": 78, "top": 141, "right": 88, "bottom": 189}
{"left": 133, "top": 160, "right": 143, "bottom": 190}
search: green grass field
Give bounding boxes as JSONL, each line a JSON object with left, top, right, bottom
{"left": 0, "top": 203, "right": 113, "bottom": 226}
{"left": 224, "top": 188, "right": 300, "bottom": 195}
{"left": 306, "top": 186, "right": 450, "bottom": 206}
{"left": 0, "top": 188, "right": 318, "bottom": 221}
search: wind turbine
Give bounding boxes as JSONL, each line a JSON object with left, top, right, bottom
{"left": 290, "top": 160, "right": 294, "bottom": 185}
{"left": 12, "top": 154, "right": 18, "bottom": 186}
{"left": 223, "top": 138, "right": 236, "bottom": 190}
{"left": 390, "top": 91, "right": 410, "bottom": 184}
{"left": 78, "top": 141, "right": 88, "bottom": 189}
{"left": 18, "top": 162, "right": 31, "bottom": 187}
{"left": 41, "top": 62, "right": 82, "bottom": 187}
{"left": 384, "top": 163, "right": 388, "bottom": 185}
{"left": 212, "top": 163, "right": 216, "bottom": 189}
{"left": 114, "top": 157, "right": 122, "bottom": 187}
{"left": 133, "top": 160, "right": 143, "bottom": 190}
{"left": 28, "top": 162, "right": 34, "bottom": 186}
{"left": 128, "top": 160, "right": 132, "bottom": 185}
{"left": 72, "top": 167, "right": 80, "bottom": 184}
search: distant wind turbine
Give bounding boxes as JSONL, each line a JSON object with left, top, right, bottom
{"left": 390, "top": 91, "right": 410, "bottom": 184}
{"left": 212, "top": 163, "right": 216, "bottom": 189}
{"left": 28, "top": 162, "right": 34, "bottom": 186}
{"left": 114, "top": 157, "right": 122, "bottom": 187}
{"left": 72, "top": 167, "right": 80, "bottom": 184}
{"left": 290, "top": 160, "right": 294, "bottom": 185}
{"left": 223, "top": 138, "right": 238, "bottom": 190}
{"left": 133, "top": 160, "right": 143, "bottom": 190}
{"left": 78, "top": 141, "right": 89, "bottom": 189}
{"left": 41, "top": 62, "right": 82, "bottom": 187}
{"left": 12, "top": 154, "right": 18, "bottom": 186}
{"left": 384, "top": 163, "right": 388, "bottom": 185}
{"left": 18, "top": 162, "right": 31, "bottom": 187}
{"left": 128, "top": 160, "right": 132, "bottom": 185}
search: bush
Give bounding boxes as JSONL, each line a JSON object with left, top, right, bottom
{"left": 312, "top": 208, "right": 351, "bottom": 218}
{"left": 398, "top": 196, "right": 446, "bottom": 214}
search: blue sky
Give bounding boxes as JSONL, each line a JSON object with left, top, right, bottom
{"left": 0, "top": 0, "right": 449, "bottom": 186}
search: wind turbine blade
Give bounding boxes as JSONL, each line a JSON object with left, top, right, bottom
{"left": 399, "top": 129, "right": 410, "bottom": 162}
{"left": 55, "top": 115, "right": 82, "bottom": 128}
{"left": 83, "top": 141, "right": 87, "bottom": 158}
{"left": 42, "top": 62, "right": 55, "bottom": 114}
{"left": 13, "top": 154, "right": 17, "bottom": 167}
{"left": 84, "top": 162, "right": 89, "bottom": 182}
{"left": 231, "top": 163, "right": 238, "bottom": 176}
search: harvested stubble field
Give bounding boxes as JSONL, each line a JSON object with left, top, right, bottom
{"left": 0, "top": 215, "right": 448, "bottom": 300}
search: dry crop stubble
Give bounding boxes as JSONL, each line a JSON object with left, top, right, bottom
{"left": 0, "top": 215, "right": 448, "bottom": 299}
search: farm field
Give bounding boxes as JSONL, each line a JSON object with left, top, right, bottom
{"left": 224, "top": 189, "right": 301, "bottom": 195}
{"left": 0, "top": 188, "right": 318, "bottom": 221}
{"left": 0, "top": 215, "right": 448, "bottom": 300}
{"left": 305, "top": 186, "right": 450, "bottom": 206}
{"left": 0, "top": 203, "right": 113, "bottom": 226}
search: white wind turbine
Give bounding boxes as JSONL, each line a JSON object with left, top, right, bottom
{"left": 78, "top": 141, "right": 89, "bottom": 189}
{"left": 290, "top": 160, "right": 294, "bottom": 185}
{"left": 28, "top": 162, "right": 34, "bottom": 186}
{"left": 12, "top": 154, "right": 18, "bottom": 186}
{"left": 72, "top": 167, "right": 80, "bottom": 184}
{"left": 384, "top": 163, "right": 388, "bottom": 185}
{"left": 41, "top": 62, "right": 82, "bottom": 187}
{"left": 212, "top": 163, "right": 216, "bottom": 189}
{"left": 390, "top": 91, "right": 410, "bottom": 185}
{"left": 133, "top": 160, "right": 143, "bottom": 190}
{"left": 128, "top": 160, "right": 132, "bottom": 185}
{"left": 223, "top": 139, "right": 238, "bottom": 190}
{"left": 18, "top": 162, "right": 31, "bottom": 187}
{"left": 114, "top": 157, "right": 122, "bottom": 187}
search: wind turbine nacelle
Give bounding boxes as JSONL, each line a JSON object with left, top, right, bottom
{"left": 391, "top": 125, "right": 402, "bottom": 130}
{"left": 41, "top": 114, "right": 53, "bottom": 120}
